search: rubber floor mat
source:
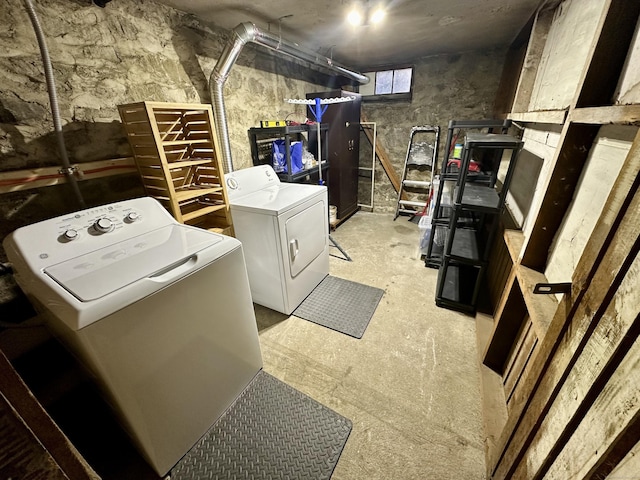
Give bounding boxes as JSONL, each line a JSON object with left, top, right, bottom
{"left": 293, "top": 275, "right": 384, "bottom": 338}
{"left": 171, "top": 370, "right": 351, "bottom": 480}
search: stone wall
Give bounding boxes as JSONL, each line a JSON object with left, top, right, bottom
{"left": 360, "top": 48, "right": 507, "bottom": 213}
{"left": 0, "top": 0, "right": 505, "bottom": 287}
{"left": 0, "top": 0, "right": 321, "bottom": 251}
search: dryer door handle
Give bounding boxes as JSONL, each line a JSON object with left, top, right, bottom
{"left": 289, "top": 238, "right": 299, "bottom": 260}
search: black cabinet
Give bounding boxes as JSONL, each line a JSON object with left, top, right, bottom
{"left": 247, "top": 124, "right": 329, "bottom": 183}
{"left": 435, "top": 133, "right": 523, "bottom": 313}
{"left": 306, "top": 90, "right": 361, "bottom": 222}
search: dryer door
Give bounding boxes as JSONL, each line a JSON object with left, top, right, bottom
{"left": 285, "top": 200, "right": 327, "bottom": 278}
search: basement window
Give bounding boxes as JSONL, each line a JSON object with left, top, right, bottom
{"left": 360, "top": 66, "right": 413, "bottom": 102}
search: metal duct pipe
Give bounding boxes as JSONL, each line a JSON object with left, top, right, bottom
{"left": 209, "top": 22, "right": 369, "bottom": 173}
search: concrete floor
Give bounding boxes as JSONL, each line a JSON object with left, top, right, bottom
{"left": 6, "top": 210, "right": 489, "bottom": 479}
{"left": 255, "top": 211, "right": 487, "bottom": 479}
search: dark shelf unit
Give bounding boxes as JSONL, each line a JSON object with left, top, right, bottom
{"left": 435, "top": 133, "right": 523, "bottom": 313}
{"left": 306, "top": 90, "right": 362, "bottom": 222}
{"left": 247, "top": 124, "right": 329, "bottom": 183}
{"left": 425, "top": 119, "right": 512, "bottom": 268}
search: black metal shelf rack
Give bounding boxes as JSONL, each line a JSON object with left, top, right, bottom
{"left": 247, "top": 124, "right": 329, "bottom": 183}
{"left": 435, "top": 132, "right": 523, "bottom": 313}
{"left": 425, "top": 119, "right": 512, "bottom": 269}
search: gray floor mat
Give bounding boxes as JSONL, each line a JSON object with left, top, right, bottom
{"left": 171, "top": 370, "right": 352, "bottom": 480}
{"left": 293, "top": 275, "right": 385, "bottom": 338}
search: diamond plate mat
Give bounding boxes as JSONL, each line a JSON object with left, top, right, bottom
{"left": 293, "top": 275, "right": 385, "bottom": 339}
{"left": 170, "top": 370, "right": 352, "bottom": 480}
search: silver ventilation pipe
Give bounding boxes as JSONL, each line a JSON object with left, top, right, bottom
{"left": 209, "top": 22, "right": 369, "bottom": 173}
{"left": 23, "top": 0, "right": 85, "bottom": 208}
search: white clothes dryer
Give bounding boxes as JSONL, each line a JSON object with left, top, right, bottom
{"left": 3, "top": 197, "right": 263, "bottom": 476}
{"left": 225, "top": 165, "right": 329, "bottom": 315}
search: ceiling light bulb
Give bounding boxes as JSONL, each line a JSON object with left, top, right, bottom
{"left": 348, "top": 9, "right": 363, "bottom": 26}
{"left": 370, "top": 7, "right": 385, "bottom": 24}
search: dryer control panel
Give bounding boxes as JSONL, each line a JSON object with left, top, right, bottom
{"left": 226, "top": 164, "right": 280, "bottom": 200}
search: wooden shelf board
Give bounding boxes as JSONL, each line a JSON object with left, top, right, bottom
{"left": 166, "top": 159, "right": 212, "bottom": 169}
{"left": 504, "top": 229, "right": 525, "bottom": 263}
{"left": 515, "top": 264, "right": 557, "bottom": 339}
{"left": 483, "top": 273, "right": 528, "bottom": 373}
{"left": 181, "top": 203, "right": 226, "bottom": 222}
{"left": 161, "top": 139, "right": 211, "bottom": 146}
{"left": 174, "top": 186, "right": 222, "bottom": 202}
{"left": 508, "top": 109, "right": 568, "bottom": 124}
{"left": 570, "top": 104, "right": 640, "bottom": 125}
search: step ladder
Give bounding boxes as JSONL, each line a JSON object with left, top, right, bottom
{"left": 394, "top": 125, "right": 440, "bottom": 220}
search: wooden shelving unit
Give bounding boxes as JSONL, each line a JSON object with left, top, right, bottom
{"left": 481, "top": 1, "right": 640, "bottom": 479}
{"left": 118, "top": 102, "right": 233, "bottom": 236}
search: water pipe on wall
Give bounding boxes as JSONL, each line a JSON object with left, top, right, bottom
{"left": 209, "top": 22, "right": 369, "bottom": 173}
{"left": 23, "top": 0, "right": 85, "bottom": 208}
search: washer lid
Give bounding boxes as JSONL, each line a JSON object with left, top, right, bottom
{"left": 230, "top": 183, "right": 327, "bottom": 216}
{"left": 44, "top": 225, "right": 221, "bottom": 301}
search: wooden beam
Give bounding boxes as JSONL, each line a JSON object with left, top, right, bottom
{"left": 508, "top": 109, "right": 567, "bottom": 125}
{"left": 570, "top": 104, "right": 640, "bottom": 125}
{"left": 0, "top": 349, "right": 99, "bottom": 479}
{"left": 574, "top": 0, "right": 640, "bottom": 107}
{"left": 510, "top": 8, "right": 555, "bottom": 114}
{"left": 360, "top": 110, "right": 406, "bottom": 199}
{"left": 520, "top": 122, "right": 600, "bottom": 270}
{"left": 516, "top": 265, "right": 557, "bottom": 339}
{"left": 489, "top": 141, "right": 640, "bottom": 478}
{"left": 0, "top": 157, "right": 137, "bottom": 194}
{"left": 483, "top": 272, "right": 527, "bottom": 373}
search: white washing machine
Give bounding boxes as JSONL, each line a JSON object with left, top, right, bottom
{"left": 3, "top": 197, "right": 263, "bottom": 476}
{"left": 225, "top": 165, "right": 329, "bottom": 315}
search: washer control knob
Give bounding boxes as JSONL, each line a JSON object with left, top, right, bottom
{"left": 94, "top": 217, "right": 113, "bottom": 233}
{"left": 125, "top": 212, "right": 139, "bottom": 223}
{"left": 63, "top": 229, "right": 78, "bottom": 241}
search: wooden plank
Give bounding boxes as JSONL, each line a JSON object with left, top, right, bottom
{"left": 475, "top": 314, "right": 509, "bottom": 466}
{"left": 0, "top": 157, "right": 137, "bottom": 194}
{"left": 486, "top": 227, "right": 513, "bottom": 315}
{"left": 483, "top": 273, "right": 528, "bottom": 373}
{"left": 516, "top": 265, "right": 557, "bottom": 339}
{"left": 516, "top": 254, "right": 640, "bottom": 479}
{"left": 174, "top": 186, "right": 223, "bottom": 202}
{"left": 181, "top": 202, "right": 226, "bottom": 222}
{"left": 511, "top": 8, "right": 555, "bottom": 114}
{"left": 360, "top": 110, "right": 406, "bottom": 199}
{"left": 489, "top": 170, "right": 640, "bottom": 479}
{"left": 504, "top": 229, "right": 525, "bottom": 263}
{"left": 606, "top": 438, "right": 640, "bottom": 479}
{"left": 502, "top": 317, "right": 537, "bottom": 408}
{"left": 493, "top": 12, "right": 533, "bottom": 116}
{"left": 0, "top": 349, "right": 99, "bottom": 479}
{"left": 508, "top": 109, "right": 567, "bottom": 124}
{"left": 574, "top": 0, "right": 640, "bottom": 107}
{"left": 0, "top": 392, "right": 69, "bottom": 480}
{"left": 570, "top": 104, "right": 640, "bottom": 125}
{"left": 572, "top": 128, "right": 640, "bottom": 291}
{"left": 520, "top": 122, "right": 600, "bottom": 270}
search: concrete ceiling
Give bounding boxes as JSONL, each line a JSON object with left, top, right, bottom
{"left": 155, "top": 0, "right": 543, "bottom": 69}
